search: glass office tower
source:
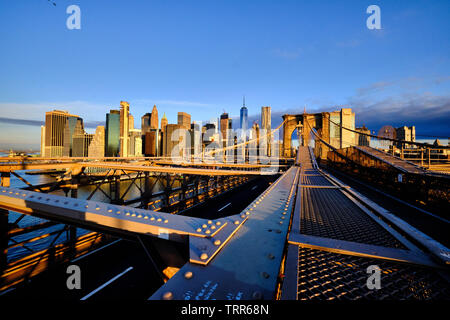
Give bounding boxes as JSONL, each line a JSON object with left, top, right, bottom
{"left": 105, "top": 110, "right": 120, "bottom": 157}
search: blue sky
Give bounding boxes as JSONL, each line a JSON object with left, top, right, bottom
{"left": 0, "top": 0, "right": 449, "bottom": 149}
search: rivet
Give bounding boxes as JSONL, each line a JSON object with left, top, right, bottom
{"left": 267, "top": 253, "right": 275, "bottom": 260}
{"left": 200, "top": 253, "right": 208, "bottom": 260}
{"left": 202, "top": 224, "right": 207, "bottom": 228}
{"left": 184, "top": 271, "right": 193, "bottom": 280}
{"left": 126, "top": 212, "right": 130, "bottom": 216}
{"left": 151, "top": 217, "right": 155, "bottom": 221}
{"left": 162, "top": 292, "right": 173, "bottom": 300}
{"left": 196, "top": 228, "right": 202, "bottom": 232}
{"left": 281, "top": 216, "right": 285, "bottom": 220}
{"left": 131, "top": 213, "right": 136, "bottom": 217}
{"left": 279, "top": 221, "right": 283, "bottom": 224}
{"left": 208, "top": 220, "right": 213, "bottom": 224}
{"left": 211, "top": 225, "right": 216, "bottom": 230}
{"left": 216, "top": 221, "right": 221, "bottom": 226}
{"left": 144, "top": 216, "right": 148, "bottom": 219}
{"left": 205, "top": 230, "right": 211, "bottom": 234}
{"left": 234, "top": 220, "right": 239, "bottom": 225}
{"left": 214, "top": 239, "right": 221, "bottom": 246}
{"left": 164, "top": 219, "right": 168, "bottom": 223}
{"left": 240, "top": 214, "right": 245, "bottom": 219}
{"left": 96, "top": 207, "right": 100, "bottom": 210}
{"left": 261, "top": 272, "right": 270, "bottom": 279}
{"left": 157, "top": 218, "right": 162, "bottom": 222}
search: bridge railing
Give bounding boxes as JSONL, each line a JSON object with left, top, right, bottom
{"left": 314, "top": 116, "right": 450, "bottom": 172}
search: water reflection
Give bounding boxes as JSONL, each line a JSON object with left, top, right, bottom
{"left": 6, "top": 170, "right": 171, "bottom": 262}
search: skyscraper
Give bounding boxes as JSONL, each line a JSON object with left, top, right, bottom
{"left": 40, "top": 126, "right": 45, "bottom": 157}
{"left": 161, "top": 113, "right": 168, "bottom": 133}
{"left": 177, "top": 112, "right": 191, "bottom": 130}
{"left": 88, "top": 126, "right": 105, "bottom": 158}
{"left": 151, "top": 105, "right": 158, "bottom": 129}
{"left": 72, "top": 133, "right": 93, "bottom": 157}
{"left": 396, "top": 126, "right": 416, "bottom": 148}
{"left": 129, "top": 114, "right": 135, "bottom": 130}
{"left": 240, "top": 97, "right": 248, "bottom": 132}
{"left": 44, "top": 110, "right": 83, "bottom": 158}
{"left": 63, "top": 117, "right": 84, "bottom": 157}
{"left": 105, "top": 110, "right": 120, "bottom": 157}
{"left": 129, "top": 129, "right": 143, "bottom": 156}
{"left": 220, "top": 112, "right": 232, "bottom": 147}
{"left": 261, "top": 106, "right": 271, "bottom": 133}
{"left": 261, "top": 106, "right": 271, "bottom": 156}
{"left": 328, "top": 108, "right": 355, "bottom": 149}
{"left": 356, "top": 126, "right": 371, "bottom": 147}
{"left": 164, "top": 124, "right": 183, "bottom": 157}
{"left": 144, "top": 130, "right": 159, "bottom": 157}
{"left": 141, "top": 113, "right": 152, "bottom": 134}
{"left": 119, "top": 101, "right": 130, "bottom": 157}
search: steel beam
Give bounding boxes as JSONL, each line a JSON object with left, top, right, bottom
{"left": 149, "top": 166, "right": 300, "bottom": 300}
{"left": 288, "top": 233, "right": 437, "bottom": 267}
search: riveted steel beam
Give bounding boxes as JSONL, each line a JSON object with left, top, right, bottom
{"left": 149, "top": 166, "right": 300, "bottom": 300}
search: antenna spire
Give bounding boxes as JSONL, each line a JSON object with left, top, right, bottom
{"left": 243, "top": 95, "right": 246, "bottom": 108}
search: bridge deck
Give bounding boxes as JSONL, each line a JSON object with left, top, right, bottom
{"left": 0, "top": 147, "right": 449, "bottom": 300}
{"left": 281, "top": 146, "right": 450, "bottom": 300}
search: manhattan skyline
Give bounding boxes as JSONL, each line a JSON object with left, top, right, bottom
{"left": 1, "top": 0, "right": 449, "bottom": 149}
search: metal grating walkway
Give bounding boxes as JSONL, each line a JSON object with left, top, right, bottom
{"left": 300, "top": 188, "right": 405, "bottom": 248}
{"left": 281, "top": 146, "right": 450, "bottom": 300}
{"left": 296, "top": 247, "right": 450, "bottom": 300}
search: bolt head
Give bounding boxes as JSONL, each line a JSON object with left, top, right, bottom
{"left": 184, "top": 271, "right": 193, "bottom": 279}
